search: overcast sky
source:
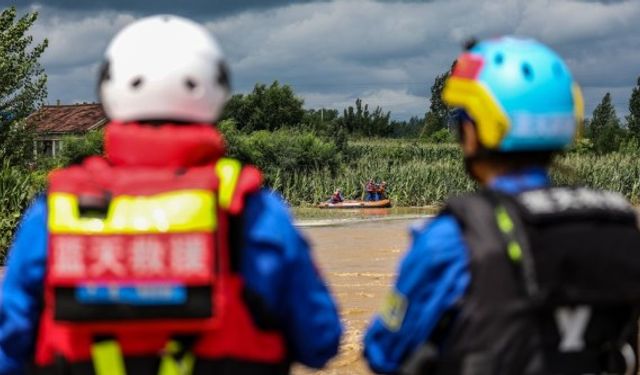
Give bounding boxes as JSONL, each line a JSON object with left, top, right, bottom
{"left": 5, "top": 0, "right": 640, "bottom": 120}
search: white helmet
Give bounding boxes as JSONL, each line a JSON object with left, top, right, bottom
{"left": 99, "top": 15, "right": 230, "bottom": 123}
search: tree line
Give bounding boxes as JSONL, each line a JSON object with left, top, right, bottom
{"left": 220, "top": 81, "right": 396, "bottom": 138}
{"left": 583, "top": 85, "right": 640, "bottom": 154}
{"left": 219, "top": 79, "right": 453, "bottom": 142}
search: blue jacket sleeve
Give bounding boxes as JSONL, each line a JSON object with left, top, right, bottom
{"left": 241, "top": 189, "right": 342, "bottom": 368}
{"left": 0, "top": 196, "right": 48, "bottom": 375}
{"left": 363, "top": 214, "right": 470, "bottom": 374}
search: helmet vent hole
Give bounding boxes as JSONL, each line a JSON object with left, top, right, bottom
{"left": 553, "top": 62, "right": 564, "bottom": 77}
{"left": 217, "top": 61, "right": 230, "bottom": 91}
{"left": 185, "top": 78, "right": 198, "bottom": 91}
{"left": 494, "top": 54, "right": 504, "bottom": 65}
{"left": 99, "top": 61, "right": 111, "bottom": 82}
{"left": 130, "top": 77, "right": 143, "bottom": 89}
{"left": 521, "top": 63, "right": 534, "bottom": 81}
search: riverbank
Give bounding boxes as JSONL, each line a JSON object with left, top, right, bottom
{"left": 292, "top": 217, "right": 426, "bottom": 374}
{"left": 293, "top": 206, "right": 437, "bottom": 227}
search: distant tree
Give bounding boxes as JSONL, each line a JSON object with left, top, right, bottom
{"left": 302, "top": 108, "right": 339, "bottom": 134}
{"left": 429, "top": 128, "right": 455, "bottom": 144}
{"left": 221, "top": 94, "right": 244, "bottom": 125}
{"left": 588, "top": 93, "right": 624, "bottom": 153}
{"left": 589, "top": 93, "right": 615, "bottom": 139}
{"left": 422, "top": 63, "right": 455, "bottom": 137}
{"left": 0, "top": 7, "right": 48, "bottom": 166}
{"left": 337, "top": 98, "right": 392, "bottom": 137}
{"left": 391, "top": 116, "right": 424, "bottom": 138}
{"left": 220, "top": 81, "right": 305, "bottom": 132}
{"left": 626, "top": 77, "right": 640, "bottom": 140}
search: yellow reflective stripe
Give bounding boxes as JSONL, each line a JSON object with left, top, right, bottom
{"left": 91, "top": 340, "right": 126, "bottom": 375}
{"left": 442, "top": 77, "right": 510, "bottom": 149}
{"left": 572, "top": 83, "right": 585, "bottom": 139}
{"left": 495, "top": 206, "right": 523, "bottom": 263}
{"left": 215, "top": 158, "right": 241, "bottom": 210}
{"left": 158, "top": 341, "right": 195, "bottom": 375}
{"left": 507, "top": 241, "right": 523, "bottom": 262}
{"left": 158, "top": 354, "right": 195, "bottom": 375}
{"left": 49, "top": 190, "right": 216, "bottom": 234}
{"left": 158, "top": 358, "right": 179, "bottom": 375}
{"left": 495, "top": 206, "right": 514, "bottom": 233}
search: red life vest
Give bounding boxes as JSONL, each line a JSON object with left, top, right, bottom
{"left": 34, "top": 122, "right": 287, "bottom": 374}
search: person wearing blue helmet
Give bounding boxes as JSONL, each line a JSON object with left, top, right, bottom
{"left": 363, "top": 36, "right": 640, "bottom": 374}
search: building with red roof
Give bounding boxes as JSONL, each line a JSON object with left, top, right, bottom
{"left": 26, "top": 103, "right": 106, "bottom": 157}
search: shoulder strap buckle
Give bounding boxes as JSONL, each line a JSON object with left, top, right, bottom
{"left": 484, "top": 190, "right": 541, "bottom": 299}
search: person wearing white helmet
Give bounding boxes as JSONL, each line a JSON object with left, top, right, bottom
{"left": 100, "top": 15, "right": 229, "bottom": 124}
{"left": 0, "top": 15, "right": 341, "bottom": 375}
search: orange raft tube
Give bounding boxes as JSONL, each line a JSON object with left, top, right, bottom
{"left": 318, "top": 199, "right": 392, "bottom": 209}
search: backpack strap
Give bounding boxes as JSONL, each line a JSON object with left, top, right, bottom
{"left": 215, "top": 158, "right": 262, "bottom": 216}
{"left": 444, "top": 190, "right": 539, "bottom": 299}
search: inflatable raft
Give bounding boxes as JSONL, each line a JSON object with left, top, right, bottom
{"left": 318, "top": 199, "right": 392, "bottom": 209}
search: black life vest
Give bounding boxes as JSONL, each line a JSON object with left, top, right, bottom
{"left": 408, "top": 187, "right": 640, "bottom": 375}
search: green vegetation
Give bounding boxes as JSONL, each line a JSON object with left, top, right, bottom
{"left": 223, "top": 136, "right": 640, "bottom": 207}
{"left": 553, "top": 153, "right": 640, "bottom": 197}
{"left": 220, "top": 120, "right": 340, "bottom": 177}
{"left": 0, "top": 7, "right": 48, "bottom": 121}
{"left": 221, "top": 81, "right": 305, "bottom": 132}
{"left": 0, "top": 162, "right": 45, "bottom": 255}
{"left": 626, "top": 78, "right": 640, "bottom": 141}
{"left": 0, "top": 6, "right": 48, "bottom": 261}
{"left": 268, "top": 141, "right": 473, "bottom": 207}
{"left": 0, "top": 7, "right": 48, "bottom": 169}
{"left": 422, "top": 67, "right": 453, "bottom": 138}
{"left": 337, "top": 98, "right": 393, "bottom": 137}
{"left": 58, "top": 129, "right": 104, "bottom": 164}
{"left": 587, "top": 93, "right": 624, "bottom": 154}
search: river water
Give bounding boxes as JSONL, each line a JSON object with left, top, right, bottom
{"left": 292, "top": 210, "right": 434, "bottom": 374}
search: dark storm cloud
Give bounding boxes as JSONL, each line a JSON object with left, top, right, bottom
{"left": 7, "top": 0, "right": 640, "bottom": 119}
{"left": 578, "top": 0, "right": 629, "bottom": 3}
{"left": 7, "top": 0, "right": 326, "bottom": 19}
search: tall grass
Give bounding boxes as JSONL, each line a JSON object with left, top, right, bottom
{"left": 553, "top": 153, "right": 640, "bottom": 202}
{"left": 266, "top": 140, "right": 640, "bottom": 206}
{"left": 269, "top": 141, "right": 474, "bottom": 206}
{"left": 0, "top": 162, "right": 46, "bottom": 262}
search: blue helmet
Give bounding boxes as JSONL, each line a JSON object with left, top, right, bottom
{"left": 443, "top": 37, "right": 584, "bottom": 152}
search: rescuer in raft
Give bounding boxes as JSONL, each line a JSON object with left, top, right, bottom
{"left": 329, "top": 188, "right": 344, "bottom": 204}
{"left": 364, "top": 36, "right": 640, "bottom": 374}
{"left": 0, "top": 15, "right": 341, "bottom": 374}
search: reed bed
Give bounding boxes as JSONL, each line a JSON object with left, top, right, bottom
{"left": 266, "top": 140, "right": 640, "bottom": 206}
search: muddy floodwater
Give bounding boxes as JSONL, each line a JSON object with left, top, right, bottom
{"left": 0, "top": 208, "right": 432, "bottom": 374}
{"left": 292, "top": 209, "right": 434, "bottom": 374}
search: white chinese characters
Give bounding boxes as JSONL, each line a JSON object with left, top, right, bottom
{"left": 51, "top": 234, "right": 211, "bottom": 279}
